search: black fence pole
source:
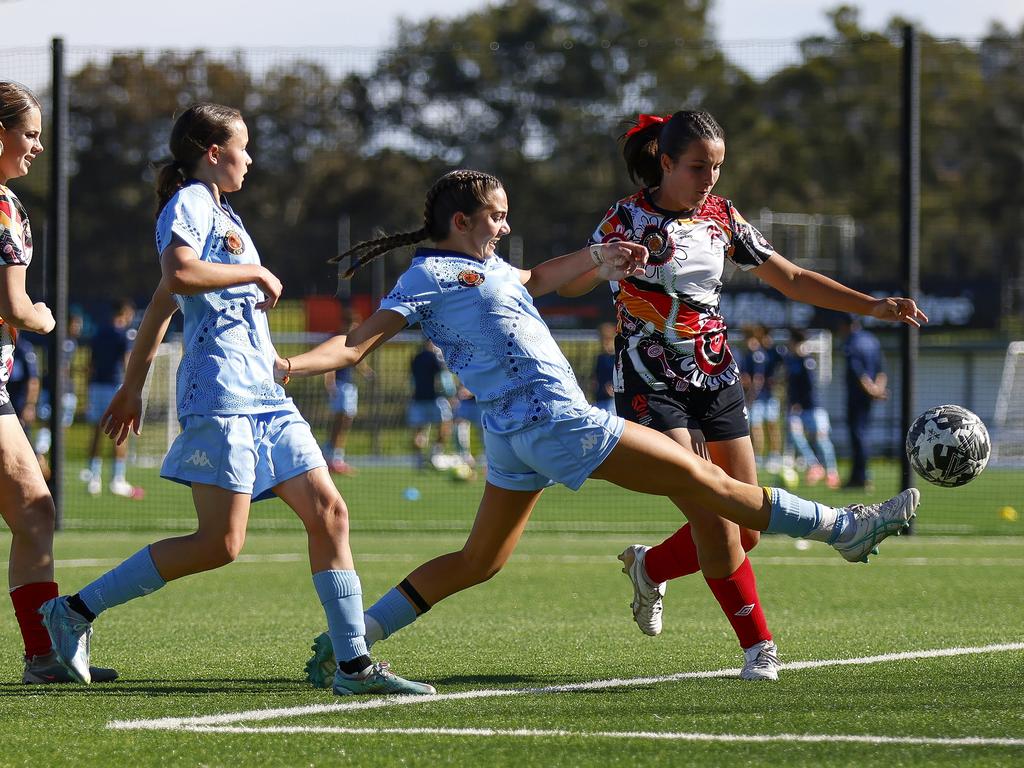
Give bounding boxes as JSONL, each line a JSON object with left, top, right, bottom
{"left": 47, "top": 37, "right": 69, "bottom": 528}
{"left": 900, "top": 25, "right": 921, "bottom": 519}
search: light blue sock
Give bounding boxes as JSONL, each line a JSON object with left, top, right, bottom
{"left": 364, "top": 587, "right": 418, "bottom": 642}
{"left": 113, "top": 459, "right": 127, "bottom": 483}
{"left": 89, "top": 457, "right": 102, "bottom": 479}
{"left": 765, "top": 487, "right": 847, "bottom": 543}
{"left": 312, "top": 570, "right": 368, "bottom": 664}
{"left": 78, "top": 546, "right": 166, "bottom": 618}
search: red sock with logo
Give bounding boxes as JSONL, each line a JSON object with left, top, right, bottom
{"left": 704, "top": 557, "right": 771, "bottom": 649}
{"left": 643, "top": 525, "right": 701, "bottom": 582}
{"left": 10, "top": 581, "right": 58, "bottom": 658}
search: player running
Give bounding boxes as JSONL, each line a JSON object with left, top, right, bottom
{"left": 38, "top": 103, "right": 432, "bottom": 696}
{"left": 274, "top": 169, "right": 923, "bottom": 687}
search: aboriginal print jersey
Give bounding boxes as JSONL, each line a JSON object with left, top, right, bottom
{"left": 156, "top": 182, "right": 288, "bottom": 418}
{"left": 381, "top": 248, "right": 590, "bottom": 435}
{"left": 591, "top": 190, "right": 774, "bottom": 394}
{"left": 0, "top": 185, "right": 33, "bottom": 407}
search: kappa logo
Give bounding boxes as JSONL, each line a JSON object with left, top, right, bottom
{"left": 184, "top": 449, "right": 214, "bottom": 468}
{"left": 580, "top": 432, "right": 599, "bottom": 455}
{"left": 734, "top": 604, "right": 755, "bottom": 617}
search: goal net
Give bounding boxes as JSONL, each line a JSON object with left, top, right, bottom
{"left": 991, "top": 341, "right": 1024, "bottom": 467}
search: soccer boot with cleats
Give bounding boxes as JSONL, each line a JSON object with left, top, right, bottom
{"left": 22, "top": 651, "right": 118, "bottom": 684}
{"left": 332, "top": 661, "right": 436, "bottom": 696}
{"left": 617, "top": 544, "right": 666, "bottom": 636}
{"left": 740, "top": 640, "right": 781, "bottom": 681}
{"left": 38, "top": 596, "right": 93, "bottom": 684}
{"left": 833, "top": 488, "right": 919, "bottom": 563}
{"left": 305, "top": 632, "right": 336, "bottom": 689}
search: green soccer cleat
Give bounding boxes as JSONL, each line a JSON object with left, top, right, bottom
{"left": 332, "top": 661, "right": 436, "bottom": 696}
{"left": 833, "top": 488, "right": 919, "bottom": 563}
{"left": 304, "top": 632, "right": 336, "bottom": 689}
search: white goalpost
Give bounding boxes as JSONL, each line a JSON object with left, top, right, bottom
{"left": 134, "top": 341, "right": 182, "bottom": 467}
{"left": 990, "top": 341, "right": 1024, "bottom": 468}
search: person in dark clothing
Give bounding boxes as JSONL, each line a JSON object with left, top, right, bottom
{"left": 838, "top": 316, "right": 887, "bottom": 489}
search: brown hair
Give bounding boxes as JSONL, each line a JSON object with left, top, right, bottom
{"left": 154, "top": 103, "right": 243, "bottom": 216}
{"left": 621, "top": 110, "right": 725, "bottom": 188}
{"left": 0, "top": 81, "right": 42, "bottom": 157}
{"left": 332, "top": 169, "right": 504, "bottom": 278}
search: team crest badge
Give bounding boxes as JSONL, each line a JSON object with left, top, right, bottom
{"left": 640, "top": 225, "right": 673, "bottom": 266}
{"left": 457, "top": 270, "right": 485, "bottom": 287}
{"left": 224, "top": 231, "right": 245, "bottom": 255}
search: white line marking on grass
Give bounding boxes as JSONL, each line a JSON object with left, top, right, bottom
{"left": 108, "top": 642, "right": 1024, "bottom": 732}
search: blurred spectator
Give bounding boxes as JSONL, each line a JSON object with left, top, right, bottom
{"left": 323, "top": 312, "right": 373, "bottom": 476}
{"left": 81, "top": 300, "right": 140, "bottom": 498}
{"left": 783, "top": 329, "right": 840, "bottom": 488}
{"left": 408, "top": 337, "right": 454, "bottom": 469}
{"left": 33, "top": 312, "right": 84, "bottom": 480}
{"left": 838, "top": 315, "right": 888, "bottom": 490}
{"left": 592, "top": 321, "right": 616, "bottom": 414}
{"left": 739, "top": 324, "right": 783, "bottom": 472}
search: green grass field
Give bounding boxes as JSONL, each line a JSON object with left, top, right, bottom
{"left": 1, "top": 529, "right": 1022, "bottom": 767}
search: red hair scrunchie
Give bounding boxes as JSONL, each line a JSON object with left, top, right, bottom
{"left": 625, "top": 113, "right": 673, "bottom": 138}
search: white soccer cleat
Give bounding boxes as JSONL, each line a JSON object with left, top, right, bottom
{"left": 87, "top": 477, "right": 101, "bottom": 496}
{"left": 832, "top": 488, "right": 920, "bottom": 563}
{"left": 617, "top": 545, "right": 666, "bottom": 636}
{"left": 740, "top": 639, "right": 781, "bottom": 681}
{"left": 38, "top": 597, "right": 93, "bottom": 684}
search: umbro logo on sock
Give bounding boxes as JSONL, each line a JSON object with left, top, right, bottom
{"left": 734, "top": 604, "right": 755, "bottom": 617}
{"left": 184, "top": 450, "right": 214, "bottom": 468}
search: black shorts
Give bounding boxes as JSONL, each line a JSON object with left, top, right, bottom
{"left": 0, "top": 398, "right": 15, "bottom": 417}
{"left": 615, "top": 380, "right": 750, "bottom": 442}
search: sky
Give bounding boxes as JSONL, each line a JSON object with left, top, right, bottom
{"left": 4, "top": 0, "right": 1022, "bottom": 49}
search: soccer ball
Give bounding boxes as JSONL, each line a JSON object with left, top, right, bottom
{"left": 905, "top": 405, "right": 990, "bottom": 487}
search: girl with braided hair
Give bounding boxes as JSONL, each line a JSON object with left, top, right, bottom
{"left": 40, "top": 104, "right": 433, "bottom": 697}
{"left": 281, "top": 168, "right": 921, "bottom": 687}
{"left": 560, "top": 109, "right": 927, "bottom": 680}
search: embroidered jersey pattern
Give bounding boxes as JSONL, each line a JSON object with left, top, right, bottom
{"left": 591, "top": 190, "right": 774, "bottom": 393}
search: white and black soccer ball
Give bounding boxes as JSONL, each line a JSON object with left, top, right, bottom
{"left": 906, "top": 405, "right": 990, "bottom": 487}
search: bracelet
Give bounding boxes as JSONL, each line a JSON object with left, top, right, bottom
{"left": 282, "top": 357, "right": 292, "bottom": 386}
{"left": 589, "top": 244, "right": 604, "bottom": 266}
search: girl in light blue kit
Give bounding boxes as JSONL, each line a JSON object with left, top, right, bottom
{"left": 278, "top": 170, "right": 923, "bottom": 687}
{"left": 39, "top": 104, "right": 432, "bottom": 696}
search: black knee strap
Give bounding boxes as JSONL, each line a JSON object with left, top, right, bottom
{"left": 399, "top": 578, "right": 432, "bottom": 614}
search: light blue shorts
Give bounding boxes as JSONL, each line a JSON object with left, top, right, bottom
{"left": 749, "top": 397, "right": 780, "bottom": 427}
{"left": 330, "top": 382, "right": 358, "bottom": 417}
{"left": 161, "top": 406, "right": 326, "bottom": 501}
{"left": 484, "top": 404, "right": 625, "bottom": 492}
{"left": 86, "top": 383, "right": 119, "bottom": 423}
{"left": 407, "top": 397, "right": 453, "bottom": 427}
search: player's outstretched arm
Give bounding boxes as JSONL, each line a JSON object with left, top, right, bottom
{"left": 754, "top": 252, "right": 929, "bottom": 327}
{"left": 521, "top": 242, "right": 647, "bottom": 298}
{"left": 101, "top": 282, "right": 178, "bottom": 445}
{"left": 160, "top": 240, "right": 283, "bottom": 310}
{"left": 280, "top": 309, "right": 407, "bottom": 380}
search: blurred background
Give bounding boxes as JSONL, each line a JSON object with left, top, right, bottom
{"left": 2, "top": 0, "right": 1022, "bottom": 535}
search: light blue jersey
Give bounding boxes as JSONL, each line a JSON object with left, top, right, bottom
{"left": 156, "top": 183, "right": 287, "bottom": 418}
{"left": 380, "top": 248, "right": 591, "bottom": 435}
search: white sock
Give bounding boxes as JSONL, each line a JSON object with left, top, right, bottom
{"left": 363, "top": 613, "right": 385, "bottom": 648}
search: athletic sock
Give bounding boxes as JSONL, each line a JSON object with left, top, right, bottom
{"left": 9, "top": 581, "right": 58, "bottom": 658}
{"left": 764, "top": 487, "right": 842, "bottom": 542}
{"left": 113, "top": 459, "right": 127, "bottom": 484}
{"left": 644, "top": 525, "right": 701, "bottom": 582}
{"left": 77, "top": 546, "right": 166, "bottom": 618}
{"left": 364, "top": 583, "right": 424, "bottom": 642}
{"left": 67, "top": 594, "right": 96, "bottom": 622}
{"left": 312, "top": 569, "right": 369, "bottom": 665}
{"left": 337, "top": 654, "right": 372, "bottom": 676}
{"left": 704, "top": 557, "right": 771, "bottom": 649}
{"left": 89, "top": 457, "right": 102, "bottom": 480}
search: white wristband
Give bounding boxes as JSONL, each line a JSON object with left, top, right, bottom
{"left": 589, "top": 244, "right": 604, "bottom": 266}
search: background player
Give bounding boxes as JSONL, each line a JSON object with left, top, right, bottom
{"left": 783, "top": 328, "right": 840, "bottom": 488}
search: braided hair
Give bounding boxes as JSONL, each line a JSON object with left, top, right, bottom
{"left": 333, "top": 169, "right": 504, "bottom": 278}
{"left": 621, "top": 110, "right": 724, "bottom": 188}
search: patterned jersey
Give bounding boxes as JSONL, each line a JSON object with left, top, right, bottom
{"left": 380, "top": 248, "right": 589, "bottom": 435}
{"left": 0, "top": 184, "right": 33, "bottom": 409}
{"left": 591, "top": 190, "right": 774, "bottom": 393}
{"left": 156, "top": 182, "right": 288, "bottom": 418}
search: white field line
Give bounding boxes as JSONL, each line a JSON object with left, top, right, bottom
{"left": 167, "top": 725, "right": 1024, "bottom": 747}
{"left": 108, "top": 642, "right": 1024, "bottom": 732}
{"left": 11, "top": 552, "right": 1024, "bottom": 570}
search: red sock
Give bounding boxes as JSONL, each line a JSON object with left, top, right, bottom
{"left": 704, "top": 557, "right": 771, "bottom": 649}
{"left": 10, "top": 581, "right": 58, "bottom": 658}
{"left": 644, "top": 524, "right": 701, "bottom": 582}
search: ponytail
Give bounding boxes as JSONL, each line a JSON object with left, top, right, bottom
{"left": 334, "top": 169, "right": 503, "bottom": 278}
{"left": 620, "top": 110, "right": 725, "bottom": 188}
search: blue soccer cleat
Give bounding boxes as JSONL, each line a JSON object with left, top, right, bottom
{"left": 38, "top": 597, "right": 93, "bottom": 684}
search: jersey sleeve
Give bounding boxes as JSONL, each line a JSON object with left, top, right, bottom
{"left": 590, "top": 202, "right": 627, "bottom": 245}
{"left": 155, "top": 188, "right": 214, "bottom": 258}
{"left": 379, "top": 263, "right": 443, "bottom": 326}
{"left": 726, "top": 202, "right": 775, "bottom": 271}
{"left": 0, "top": 188, "right": 30, "bottom": 267}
